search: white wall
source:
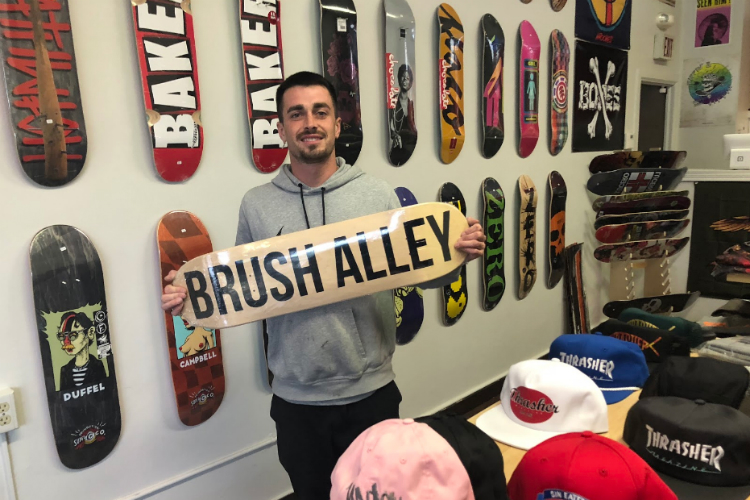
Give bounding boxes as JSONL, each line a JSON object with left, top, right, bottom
{"left": 0, "top": 1, "right": 684, "bottom": 499}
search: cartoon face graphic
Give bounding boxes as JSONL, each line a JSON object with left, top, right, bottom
{"left": 58, "top": 312, "right": 95, "bottom": 357}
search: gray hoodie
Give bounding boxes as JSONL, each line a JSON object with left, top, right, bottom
{"left": 236, "top": 158, "right": 456, "bottom": 403}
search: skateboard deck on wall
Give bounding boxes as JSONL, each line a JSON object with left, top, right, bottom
{"left": 175, "top": 203, "right": 469, "bottom": 329}
{"left": 158, "top": 211, "right": 225, "bottom": 425}
{"left": 132, "top": 0, "right": 203, "bottom": 182}
{"left": 438, "top": 3, "right": 465, "bottom": 164}
{"left": 30, "top": 226, "right": 120, "bottom": 469}
{"left": 587, "top": 168, "right": 688, "bottom": 196}
{"left": 239, "top": 0, "right": 287, "bottom": 173}
{"left": 320, "top": 0, "right": 362, "bottom": 166}
{"left": 564, "top": 243, "right": 590, "bottom": 333}
{"left": 589, "top": 150, "right": 687, "bottom": 173}
{"left": 594, "top": 237, "right": 689, "bottom": 263}
{"left": 595, "top": 219, "right": 690, "bottom": 244}
{"left": 604, "top": 292, "right": 700, "bottom": 318}
{"left": 439, "top": 183, "right": 468, "bottom": 324}
{"left": 594, "top": 209, "right": 690, "bottom": 230}
{"left": 0, "top": 0, "right": 87, "bottom": 187}
{"left": 482, "top": 177, "right": 505, "bottom": 310}
{"left": 548, "top": 30, "right": 569, "bottom": 156}
{"left": 596, "top": 196, "right": 691, "bottom": 217}
{"left": 481, "top": 14, "right": 504, "bottom": 159}
{"left": 548, "top": 171, "right": 566, "bottom": 288}
{"left": 384, "top": 0, "right": 417, "bottom": 167}
{"left": 592, "top": 190, "right": 689, "bottom": 211}
{"left": 518, "top": 21, "right": 540, "bottom": 158}
{"left": 518, "top": 175, "right": 538, "bottom": 299}
{"left": 393, "top": 187, "right": 424, "bottom": 344}
{"left": 551, "top": 0, "right": 568, "bottom": 11}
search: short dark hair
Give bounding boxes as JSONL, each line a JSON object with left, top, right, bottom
{"left": 276, "top": 71, "right": 338, "bottom": 121}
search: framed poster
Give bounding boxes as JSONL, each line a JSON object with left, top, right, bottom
{"left": 572, "top": 41, "right": 627, "bottom": 152}
{"left": 696, "top": 0, "right": 731, "bottom": 47}
{"left": 575, "top": 0, "right": 631, "bottom": 50}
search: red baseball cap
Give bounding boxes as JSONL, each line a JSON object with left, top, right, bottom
{"left": 508, "top": 432, "right": 677, "bottom": 500}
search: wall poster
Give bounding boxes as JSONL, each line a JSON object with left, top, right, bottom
{"left": 696, "top": 0, "right": 731, "bottom": 47}
{"left": 680, "top": 56, "right": 738, "bottom": 127}
{"left": 575, "top": 0, "right": 631, "bottom": 50}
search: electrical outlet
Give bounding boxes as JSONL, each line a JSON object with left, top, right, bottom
{"left": 0, "top": 388, "right": 18, "bottom": 433}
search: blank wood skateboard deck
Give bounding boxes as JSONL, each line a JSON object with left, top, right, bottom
{"left": 481, "top": 14, "right": 504, "bottom": 159}
{"left": 393, "top": 187, "right": 424, "bottom": 344}
{"left": 595, "top": 219, "right": 689, "bottom": 244}
{"left": 587, "top": 168, "right": 687, "bottom": 196}
{"left": 548, "top": 171, "right": 566, "bottom": 288}
{"left": 239, "top": 0, "right": 287, "bottom": 173}
{"left": 518, "top": 175, "right": 537, "bottom": 299}
{"left": 158, "top": 211, "right": 225, "bottom": 425}
{"left": 30, "top": 225, "right": 120, "bottom": 469}
{"left": 548, "top": 30, "right": 570, "bottom": 156}
{"left": 594, "top": 237, "right": 689, "bottom": 263}
{"left": 175, "top": 203, "right": 469, "bottom": 329}
{"left": 518, "top": 21, "right": 540, "bottom": 158}
{"left": 439, "top": 183, "right": 468, "bottom": 324}
{"left": 594, "top": 209, "right": 690, "bottom": 230}
{"left": 438, "top": 3, "right": 465, "bottom": 164}
{"left": 552, "top": 0, "right": 568, "bottom": 11}
{"left": 482, "top": 177, "right": 505, "bottom": 310}
{"left": 592, "top": 190, "right": 689, "bottom": 211}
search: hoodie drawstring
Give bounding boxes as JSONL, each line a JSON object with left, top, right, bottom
{"left": 298, "top": 184, "right": 326, "bottom": 229}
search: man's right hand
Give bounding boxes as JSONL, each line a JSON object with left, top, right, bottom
{"left": 162, "top": 270, "right": 187, "bottom": 316}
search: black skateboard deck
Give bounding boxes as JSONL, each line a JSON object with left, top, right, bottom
{"left": 439, "top": 182, "right": 468, "bottom": 325}
{"left": 384, "top": 0, "right": 417, "bottom": 166}
{"left": 438, "top": 3, "right": 465, "bottom": 164}
{"left": 394, "top": 187, "right": 424, "bottom": 344}
{"left": 589, "top": 150, "right": 687, "bottom": 173}
{"left": 712, "top": 299, "right": 750, "bottom": 319}
{"left": 320, "top": 0, "right": 362, "bottom": 166}
{"left": 592, "top": 190, "right": 689, "bottom": 211}
{"left": 30, "top": 225, "right": 120, "bottom": 469}
{"left": 594, "top": 237, "right": 690, "bottom": 263}
{"left": 548, "top": 30, "right": 570, "bottom": 156}
{"left": 594, "top": 209, "right": 690, "bottom": 230}
{"left": 481, "top": 14, "right": 504, "bottom": 159}
{"left": 564, "top": 243, "right": 590, "bottom": 333}
{"left": 595, "top": 219, "right": 690, "bottom": 244}
{"left": 548, "top": 171, "right": 567, "bottom": 288}
{"left": 518, "top": 175, "right": 537, "bottom": 299}
{"left": 587, "top": 168, "right": 688, "bottom": 196}
{"left": 596, "top": 195, "right": 691, "bottom": 217}
{"left": 604, "top": 292, "right": 700, "bottom": 318}
{"left": 482, "top": 177, "right": 505, "bottom": 310}
{"left": 0, "top": 0, "right": 87, "bottom": 187}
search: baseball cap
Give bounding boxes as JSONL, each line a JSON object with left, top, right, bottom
{"left": 618, "top": 307, "right": 705, "bottom": 347}
{"left": 550, "top": 334, "right": 649, "bottom": 404}
{"left": 624, "top": 396, "right": 750, "bottom": 486}
{"left": 330, "top": 418, "right": 475, "bottom": 500}
{"left": 508, "top": 432, "right": 677, "bottom": 500}
{"left": 475, "top": 359, "right": 608, "bottom": 450}
{"left": 592, "top": 319, "right": 690, "bottom": 365}
{"left": 640, "top": 357, "right": 750, "bottom": 408}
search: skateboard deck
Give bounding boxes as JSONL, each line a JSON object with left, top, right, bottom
{"left": 712, "top": 299, "right": 750, "bottom": 319}
{"left": 595, "top": 219, "right": 690, "bottom": 244}
{"left": 594, "top": 209, "right": 690, "bottom": 230}
{"left": 158, "top": 211, "right": 225, "bottom": 425}
{"left": 592, "top": 190, "right": 689, "bottom": 211}
{"left": 552, "top": 0, "right": 568, "bottom": 11}
{"left": 438, "top": 3, "right": 465, "bottom": 164}
{"left": 132, "top": 0, "right": 203, "bottom": 182}
{"left": 30, "top": 225, "right": 120, "bottom": 469}
{"left": 548, "top": 171, "right": 567, "bottom": 288}
{"left": 589, "top": 150, "right": 687, "bottom": 174}
{"left": 175, "top": 203, "right": 469, "bottom": 329}
{"left": 596, "top": 196, "right": 691, "bottom": 216}
{"left": 0, "top": 0, "right": 87, "bottom": 187}
{"left": 439, "top": 183, "right": 468, "bottom": 324}
{"left": 604, "top": 292, "right": 700, "bottom": 318}
{"left": 482, "top": 177, "right": 505, "bottom": 310}
{"left": 481, "top": 14, "right": 504, "bottom": 159}
{"left": 548, "top": 30, "right": 570, "bottom": 156}
{"left": 239, "top": 0, "right": 287, "bottom": 173}
{"left": 320, "top": 0, "right": 362, "bottom": 166}
{"left": 518, "top": 175, "right": 538, "bottom": 299}
{"left": 393, "top": 187, "right": 424, "bottom": 344}
{"left": 518, "top": 21, "right": 540, "bottom": 158}
{"left": 587, "top": 168, "right": 687, "bottom": 196}
{"left": 384, "top": 0, "right": 417, "bottom": 167}
{"left": 594, "top": 237, "right": 690, "bottom": 263}
{"left": 564, "top": 243, "right": 590, "bottom": 333}
{"left": 714, "top": 243, "right": 750, "bottom": 267}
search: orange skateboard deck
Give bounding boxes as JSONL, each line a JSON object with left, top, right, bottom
{"left": 438, "top": 3, "right": 465, "bottom": 164}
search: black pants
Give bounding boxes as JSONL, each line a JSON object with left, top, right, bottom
{"left": 270, "top": 381, "right": 402, "bottom": 500}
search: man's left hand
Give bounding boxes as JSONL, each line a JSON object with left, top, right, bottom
{"left": 455, "top": 217, "right": 486, "bottom": 262}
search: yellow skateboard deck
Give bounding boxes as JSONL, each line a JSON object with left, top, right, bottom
{"left": 438, "top": 3, "right": 465, "bottom": 164}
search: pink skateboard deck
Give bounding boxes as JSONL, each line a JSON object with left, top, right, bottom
{"left": 518, "top": 21, "right": 540, "bottom": 158}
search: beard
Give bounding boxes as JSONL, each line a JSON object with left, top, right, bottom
{"left": 291, "top": 136, "right": 336, "bottom": 164}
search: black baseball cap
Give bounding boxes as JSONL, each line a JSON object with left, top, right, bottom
{"left": 592, "top": 320, "right": 690, "bottom": 365}
{"left": 624, "top": 397, "right": 750, "bottom": 486}
{"left": 417, "top": 412, "right": 509, "bottom": 500}
{"left": 640, "top": 357, "right": 750, "bottom": 408}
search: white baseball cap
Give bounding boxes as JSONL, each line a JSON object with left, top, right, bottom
{"left": 476, "top": 359, "right": 608, "bottom": 450}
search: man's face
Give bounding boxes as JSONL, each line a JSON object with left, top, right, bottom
{"left": 58, "top": 320, "right": 94, "bottom": 357}
{"left": 278, "top": 85, "right": 340, "bottom": 164}
{"left": 399, "top": 70, "right": 412, "bottom": 91}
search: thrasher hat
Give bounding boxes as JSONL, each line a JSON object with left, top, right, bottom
{"left": 475, "top": 359, "right": 608, "bottom": 450}
{"left": 550, "top": 334, "right": 649, "bottom": 404}
{"left": 624, "top": 396, "right": 750, "bottom": 486}
{"left": 330, "top": 419, "right": 475, "bottom": 500}
{"left": 619, "top": 307, "right": 705, "bottom": 348}
{"left": 593, "top": 319, "right": 690, "bottom": 364}
{"left": 640, "top": 356, "right": 750, "bottom": 409}
{"left": 507, "top": 432, "right": 677, "bottom": 500}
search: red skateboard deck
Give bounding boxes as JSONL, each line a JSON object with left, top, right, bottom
{"left": 518, "top": 21, "right": 540, "bottom": 158}
{"left": 132, "top": 0, "right": 203, "bottom": 182}
{"left": 595, "top": 219, "right": 690, "bottom": 244}
{"left": 239, "top": 0, "right": 287, "bottom": 173}
{"left": 158, "top": 211, "right": 224, "bottom": 425}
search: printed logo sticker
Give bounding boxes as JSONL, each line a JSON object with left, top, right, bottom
{"left": 72, "top": 423, "right": 106, "bottom": 449}
{"left": 687, "top": 62, "right": 732, "bottom": 105}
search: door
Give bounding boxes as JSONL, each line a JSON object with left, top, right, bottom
{"left": 638, "top": 84, "right": 669, "bottom": 151}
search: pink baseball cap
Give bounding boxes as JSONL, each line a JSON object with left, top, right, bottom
{"left": 330, "top": 418, "right": 476, "bottom": 500}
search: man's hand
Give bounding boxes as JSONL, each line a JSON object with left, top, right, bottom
{"left": 162, "top": 269, "right": 187, "bottom": 316}
{"left": 455, "top": 217, "right": 486, "bottom": 262}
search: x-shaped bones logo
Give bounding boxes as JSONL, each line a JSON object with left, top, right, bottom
{"left": 588, "top": 57, "right": 615, "bottom": 140}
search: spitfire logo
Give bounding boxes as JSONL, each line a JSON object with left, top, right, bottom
{"left": 552, "top": 70, "right": 568, "bottom": 112}
{"left": 386, "top": 54, "right": 399, "bottom": 109}
{"left": 578, "top": 57, "right": 621, "bottom": 139}
{"left": 645, "top": 424, "right": 724, "bottom": 473}
{"left": 190, "top": 387, "right": 215, "bottom": 407}
{"left": 509, "top": 387, "right": 559, "bottom": 424}
{"left": 72, "top": 424, "right": 106, "bottom": 449}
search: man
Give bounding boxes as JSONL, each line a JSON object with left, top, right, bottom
{"left": 57, "top": 311, "right": 107, "bottom": 392}
{"left": 162, "top": 72, "right": 485, "bottom": 499}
